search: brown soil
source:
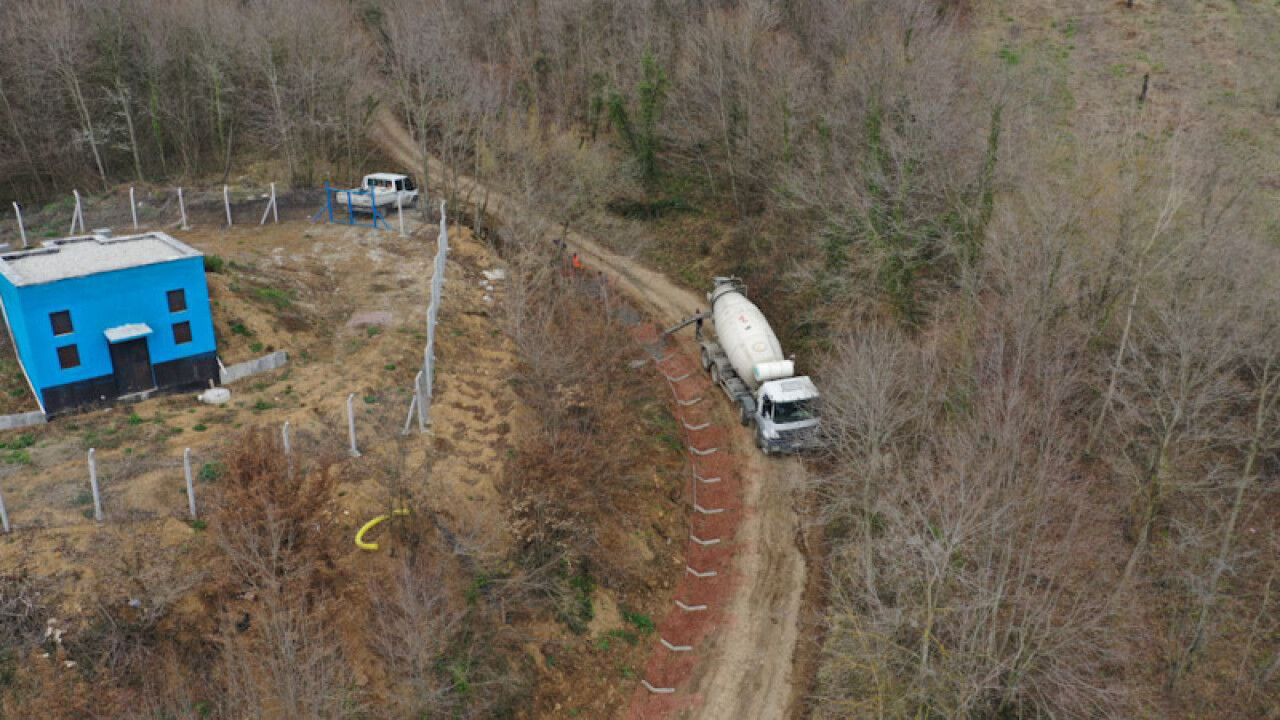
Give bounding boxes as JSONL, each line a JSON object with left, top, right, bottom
{"left": 370, "top": 111, "right": 811, "bottom": 719}
{"left": 0, "top": 214, "right": 524, "bottom": 661}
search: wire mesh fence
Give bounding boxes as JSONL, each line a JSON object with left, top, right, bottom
{"left": 405, "top": 201, "right": 449, "bottom": 433}
{"left": 0, "top": 185, "right": 327, "bottom": 246}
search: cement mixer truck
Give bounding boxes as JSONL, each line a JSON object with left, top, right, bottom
{"left": 689, "top": 277, "right": 821, "bottom": 454}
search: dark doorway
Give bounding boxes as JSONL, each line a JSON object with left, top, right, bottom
{"left": 109, "top": 339, "right": 155, "bottom": 395}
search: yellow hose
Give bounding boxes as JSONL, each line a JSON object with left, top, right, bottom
{"left": 354, "top": 508, "right": 411, "bottom": 551}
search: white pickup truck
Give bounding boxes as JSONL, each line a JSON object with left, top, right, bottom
{"left": 332, "top": 173, "right": 419, "bottom": 213}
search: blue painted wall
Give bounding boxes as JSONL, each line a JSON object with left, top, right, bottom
{"left": 0, "top": 256, "right": 215, "bottom": 406}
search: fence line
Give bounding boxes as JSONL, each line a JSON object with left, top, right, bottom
{"left": 3, "top": 416, "right": 355, "bottom": 532}
{"left": 6, "top": 184, "right": 297, "bottom": 246}
{"left": 2, "top": 416, "right": 340, "bottom": 532}
{"left": 405, "top": 201, "right": 449, "bottom": 433}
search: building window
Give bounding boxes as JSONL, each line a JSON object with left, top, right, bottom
{"left": 57, "top": 344, "right": 80, "bottom": 370}
{"left": 172, "top": 321, "right": 192, "bottom": 345}
{"left": 50, "top": 310, "right": 73, "bottom": 336}
{"left": 167, "top": 289, "right": 187, "bottom": 313}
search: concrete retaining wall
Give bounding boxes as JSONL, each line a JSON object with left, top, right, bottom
{"left": 0, "top": 410, "right": 45, "bottom": 431}
{"left": 219, "top": 351, "right": 288, "bottom": 385}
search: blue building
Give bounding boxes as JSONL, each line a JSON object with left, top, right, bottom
{"left": 0, "top": 231, "right": 218, "bottom": 417}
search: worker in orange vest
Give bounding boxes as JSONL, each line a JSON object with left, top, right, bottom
{"left": 572, "top": 253, "right": 584, "bottom": 270}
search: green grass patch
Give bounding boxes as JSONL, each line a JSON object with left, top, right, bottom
{"left": 0, "top": 434, "right": 34, "bottom": 450}
{"left": 198, "top": 462, "right": 224, "bottom": 483}
{"left": 623, "top": 610, "right": 656, "bottom": 635}
{"left": 3, "top": 449, "right": 30, "bottom": 465}
{"left": 254, "top": 287, "right": 295, "bottom": 309}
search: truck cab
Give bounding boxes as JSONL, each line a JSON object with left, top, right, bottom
{"left": 754, "top": 377, "right": 821, "bottom": 454}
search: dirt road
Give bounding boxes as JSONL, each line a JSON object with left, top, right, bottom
{"left": 370, "top": 111, "right": 808, "bottom": 720}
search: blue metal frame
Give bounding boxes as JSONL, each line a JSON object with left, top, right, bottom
{"left": 324, "top": 181, "right": 387, "bottom": 230}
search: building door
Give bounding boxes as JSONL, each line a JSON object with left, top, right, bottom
{"left": 110, "top": 339, "right": 155, "bottom": 395}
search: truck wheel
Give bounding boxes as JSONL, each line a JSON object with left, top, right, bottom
{"left": 755, "top": 426, "right": 771, "bottom": 455}
{"left": 739, "top": 405, "right": 751, "bottom": 427}
{"left": 710, "top": 365, "right": 721, "bottom": 387}
{"left": 700, "top": 348, "right": 712, "bottom": 372}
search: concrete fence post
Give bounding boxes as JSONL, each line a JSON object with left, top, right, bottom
{"left": 0, "top": 483, "right": 9, "bottom": 533}
{"left": 178, "top": 187, "right": 189, "bottom": 230}
{"left": 415, "top": 369, "right": 426, "bottom": 433}
{"left": 183, "top": 448, "right": 197, "bottom": 519}
{"left": 12, "top": 202, "right": 26, "bottom": 248}
{"left": 260, "top": 183, "right": 279, "bottom": 225}
{"left": 88, "top": 448, "right": 103, "bottom": 523}
{"left": 402, "top": 386, "right": 418, "bottom": 436}
{"left": 402, "top": 370, "right": 424, "bottom": 435}
{"left": 70, "top": 190, "right": 85, "bottom": 235}
{"left": 282, "top": 420, "right": 291, "bottom": 454}
{"left": 422, "top": 344, "right": 433, "bottom": 428}
{"left": 223, "top": 185, "right": 232, "bottom": 227}
{"left": 346, "top": 393, "right": 361, "bottom": 457}
{"left": 130, "top": 186, "right": 138, "bottom": 230}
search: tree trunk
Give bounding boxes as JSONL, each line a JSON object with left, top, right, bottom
{"left": 116, "top": 79, "right": 145, "bottom": 183}
{"left": 0, "top": 79, "right": 44, "bottom": 194}
{"left": 1115, "top": 426, "right": 1175, "bottom": 601}
{"left": 1172, "top": 359, "right": 1276, "bottom": 685}
{"left": 64, "top": 69, "right": 108, "bottom": 188}
{"left": 265, "top": 59, "right": 296, "bottom": 183}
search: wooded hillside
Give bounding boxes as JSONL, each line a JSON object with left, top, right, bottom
{"left": 2, "top": 0, "right": 1279, "bottom": 717}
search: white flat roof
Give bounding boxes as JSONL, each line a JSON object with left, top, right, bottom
{"left": 0, "top": 231, "right": 201, "bottom": 287}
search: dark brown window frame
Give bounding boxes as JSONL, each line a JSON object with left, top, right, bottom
{"left": 57, "top": 344, "right": 80, "bottom": 370}
{"left": 167, "top": 289, "right": 187, "bottom": 313}
{"left": 172, "top": 321, "right": 192, "bottom": 345}
{"left": 50, "top": 310, "right": 73, "bottom": 336}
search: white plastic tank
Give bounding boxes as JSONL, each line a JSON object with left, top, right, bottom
{"left": 709, "top": 279, "right": 785, "bottom": 391}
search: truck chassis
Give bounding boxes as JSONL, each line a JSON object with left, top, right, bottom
{"left": 698, "top": 339, "right": 756, "bottom": 428}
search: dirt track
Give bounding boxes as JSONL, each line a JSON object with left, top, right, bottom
{"left": 370, "top": 111, "right": 808, "bottom": 719}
